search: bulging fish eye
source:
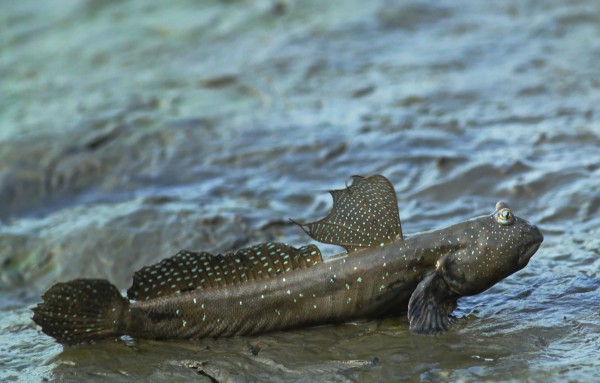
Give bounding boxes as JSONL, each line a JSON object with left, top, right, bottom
{"left": 497, "top": 208, "right": 514, "bottom": 225}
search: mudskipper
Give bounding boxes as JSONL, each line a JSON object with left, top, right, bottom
{"left": 32, "top": 175, "right": 543, "bottom": 345}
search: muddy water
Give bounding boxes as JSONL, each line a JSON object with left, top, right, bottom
{"left": 1, "top": 0, "right": 599, "bottom": 382}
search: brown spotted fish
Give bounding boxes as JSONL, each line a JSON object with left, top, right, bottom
{"left": 32, "top": 175, "right": 543, "bottom": 345}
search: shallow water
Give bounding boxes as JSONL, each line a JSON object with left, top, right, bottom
{"left": 1, "top": 0, "right": 599, "bottom": 382}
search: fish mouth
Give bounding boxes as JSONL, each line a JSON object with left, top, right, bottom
{"left": 518, "top": 224, "right": 543, "bottom": 266}
{"left": 518, "top": 242, "right": 541, "bottom": 266}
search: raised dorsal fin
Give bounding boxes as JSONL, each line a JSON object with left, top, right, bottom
{"left": 295, "top": 174, "right": 402, "bottom": 253}
{"left": 127, "top": 242, "right": 322, "bottom": 301}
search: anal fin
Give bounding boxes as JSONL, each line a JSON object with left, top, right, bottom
{"left": 408, "top": 272, "right": 458, "bottom": 334}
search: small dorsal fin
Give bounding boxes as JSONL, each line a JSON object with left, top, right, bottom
{"left": 127, "top": 242, "right": 322, "bottom": 301}
{"left": 294, "top": 174, "right": 402, "bottom": 253}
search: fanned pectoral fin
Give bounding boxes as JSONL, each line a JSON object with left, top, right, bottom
{"left": 408, "top": 272, "right": 458, "bottom": 334}
{"left": 294, "top": 174, "right": 402, "bottom": 253}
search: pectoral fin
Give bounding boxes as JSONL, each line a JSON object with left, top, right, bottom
{"left": 408, "top": 272, "right": 457, "bottom": 334}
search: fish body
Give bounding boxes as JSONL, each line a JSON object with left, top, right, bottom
{"left": 127, "top": 239, "right": 426, "bottom": 340}
{"left": 32, "top": 175, "right": 543, "bottom": 345}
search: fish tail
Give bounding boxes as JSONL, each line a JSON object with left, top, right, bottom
{"left": 32, "top": 279, "right": 129, "bottom": 345}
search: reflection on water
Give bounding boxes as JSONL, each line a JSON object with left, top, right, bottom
{"left": 1, "top": 0, "right": 599, "bottom": 381}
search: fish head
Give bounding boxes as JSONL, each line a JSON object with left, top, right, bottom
{"left": 437, "top": 201, "right": 543, "bottom": 297}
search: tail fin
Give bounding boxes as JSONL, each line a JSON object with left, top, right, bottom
{"left": 32, "top": 279, "right": 129, "bottom": 345}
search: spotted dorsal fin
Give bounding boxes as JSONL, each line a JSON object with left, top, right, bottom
{"left": 295, "top": 174, "right": 402, "bottom": 253}
{"left": 127, "top": 242, "right": 322, "bottom": 301}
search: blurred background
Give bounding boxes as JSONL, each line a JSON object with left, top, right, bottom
{"left": 1, "top": 0, "right": 599, "bottom": 382}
